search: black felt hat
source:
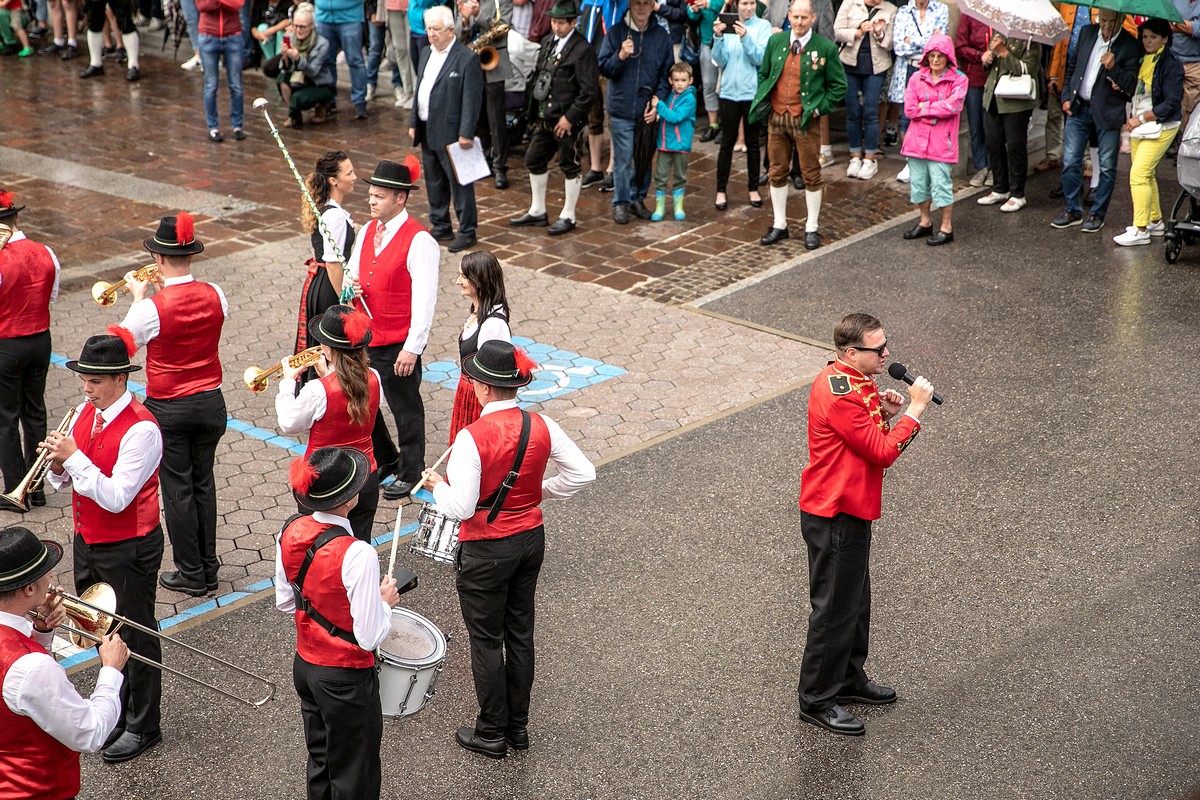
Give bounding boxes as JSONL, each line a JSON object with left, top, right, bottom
{"left": 65, "top": 334, "right": 142, "bottom": 375}
{"left": 308, "top": 304, "right": 373, "bottom": 350}
{"left": 0, "top": 527, "right": 63, "bottom": 593}
{"left": 546, "top": 0, "right": 581, "bottom": 19}
{"left": 291, "top": 446, "right": 371, "bottom": 512}
{"left": 461, "top": 340, "right": 536, "bottom": 388}
{"left": 144, "top": 211, "right": 205, "bottom": 256}
{"left": 0, "top": 190, "right": 25, "bottom": 221}
{"left": 363, "top": 156, "right": 422, "bottom": 192}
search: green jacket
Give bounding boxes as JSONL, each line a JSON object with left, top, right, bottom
{"left": 749, "top": 31, "right": 846, "bottom": 129}
{"left": 982, "top": 38, "right": 1042, "bottom": 114}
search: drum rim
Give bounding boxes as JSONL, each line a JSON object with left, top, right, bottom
{"left": 378, "top": 607, "right": 446, "bottom": 666}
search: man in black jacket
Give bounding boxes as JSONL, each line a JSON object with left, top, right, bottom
{"left": 1053, "top": 9, "right": 1139, "bottom": 233}
{"left": 509, "top": 0, "right": 599, "bottom": 235}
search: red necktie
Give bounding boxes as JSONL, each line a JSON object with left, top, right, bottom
{"left": 90, "top": 412, "right": 105, "bottom": 444}
{"left": 373, "top": 222, "right": 385, "bottom": 256}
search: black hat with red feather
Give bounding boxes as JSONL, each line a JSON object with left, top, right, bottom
{"left": 461, "top": 340, "right": 537, "bottom": 388}
{"left": 308, "top": 304, "right": 373, "bottom": 350}
{"left": 363, "top": 155, "right": 421, "bottom": 192}
{"left": 0, "top": 190, "right": 25, "bottom": 221}
{"left": 144, "top": 211, "right": 204, "bottom": 256}
{"left": 290, "top": 446, "right": 370, "bottom": 512}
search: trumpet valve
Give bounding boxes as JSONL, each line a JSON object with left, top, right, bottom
{"left": 91, "top": 281, "right": 117, "bottom": 306}
{"left": 243, "top": 366, "right": 269, "bottom": 393}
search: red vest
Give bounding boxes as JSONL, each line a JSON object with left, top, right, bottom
{"left": 307, "top": 371, "right": 380, "bottom": 471}
{"left": 147, "top": 281, "right": 224, "bottom": 399}
{"left": 0, "top": 626, "right": 81, "bottom": 800}
{"left": 70, "top": 400, "right": 161, "bottom": 545}
{"left": 458, "top": 409, "right": 551, "bottom": 542}
{"left": 0, "top": 239, "right": 55, "bottom": 339}
{"left": 358, "top": 217, "right": 426, "bottom": 347}
{"left": 280, "top": 516, "right": 375, "bottom": 668}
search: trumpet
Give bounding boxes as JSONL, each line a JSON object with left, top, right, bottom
{"left": 32, "top": 583, "right": 276, "bottom": 708}
{"left": 0, "top": 408, "right": 77, "bottom": 512}
{"left": 91, "top": 264, "right": 159, "bottom": 307}
{"left": 0, "top": 223, "right": 12, "bottom": 251}
{"left": 243, "top": 346, "right": 324, "bottom": 393}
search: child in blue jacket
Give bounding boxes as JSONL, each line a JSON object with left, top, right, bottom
{"left": 652, "top": 62, "right": 697, "bottom": 220}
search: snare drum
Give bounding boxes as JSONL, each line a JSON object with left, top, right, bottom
{"left": 377, "top": 607, "right": 448, "bottom": 718}
{"left": 409, "top": 504, "right": 461, "bottom": 564}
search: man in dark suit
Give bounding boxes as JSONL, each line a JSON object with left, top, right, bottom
{"left": 456, "top": 0, "right": 515, "bottom": 189}
{"left": 508, "top": 0, "right": 598, "bottom": 236}
{"left": 1052, "top": 9, "right": 1139, "bottom": 233}
{"left": 409, "top": 5, "right": 485, "bottom": 254}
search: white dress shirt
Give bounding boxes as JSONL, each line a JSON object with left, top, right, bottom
{"left": 461, "top": 305, "right": 511, "bottom": 350}
{"left": 791, "top": 29, "right": 814, "bottom": 50}
{"left": 1078, "top": 30, "right": 1114, "bottom": 102}
{"left": 0, "top": 231, "right": 61, "bottom": 301}
{"left": 45, "top": 391, "right": 164, "bottom": 513}
{"left": 274, "top": 512, "right": 393, "bottom": 650}
{"left": 346, "top": 209, "right": 440, "bottom": 356}
{"left": 417, "top": 39, "right": 455, "bottom": 122}
{"left": 431, "top": 399, "right": 596, "bottom": 521}
{"left": 119, "top": 274, "right": 231, "bottom": 350}
{"left": 275, "top": 367, "right": 383, "bottom": 434}
{"left": 553, "top": 29, "right": 573, "bottom": 56}
{"left": 319, "top": 202, "right": 354, "bottom": 263}
{"left": 1, "top": 611, "right": 123, "bottom": 754}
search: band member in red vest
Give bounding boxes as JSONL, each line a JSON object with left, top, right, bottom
{"left": 275, "top": 305, "right": 382, "bottom": 541}
{"left": 424, "top": 340, "right": 595, "bottom": 758}
{"left": 346, "top": 158, "right": 440, "bottom": 503}
{"left": 115, "top": 212, "right": 229, "bottom": 598}
{"left": 0, "top": 526, "right": 131, "bottom": 800}
{"left": 41, "top": 335, "right": 164, "bottom": 764}
{"left": 276, "top": 446, "right": 400, "bottom": 800}
{"left": 0, "top": 191, "right": 60, "bottom": 510}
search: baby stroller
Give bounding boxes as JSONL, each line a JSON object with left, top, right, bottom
{"left": 1164, "top": 110, "right": 1200, "bottom": 263}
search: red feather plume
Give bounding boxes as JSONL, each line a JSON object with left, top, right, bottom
{"left": 513, "top": 347, "right": 538, "bottom": 377}
{"left": 343, "top": 309, "right": 371, "bottom": 347}
{"left": 106, "top": 324, "right": 138, "bottom": 356}
{"left": 0, "top": 191, "right": 13, "bottom": 210}
{"left": 289, "top": 457, "right": 319, "bottom": 494}
{"left": 403, "top": 154, "right": 421, "bottom": 184}
{"left": 175, "top": 211, "right": 195, "bottom": 245}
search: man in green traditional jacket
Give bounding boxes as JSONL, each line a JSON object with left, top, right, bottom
{"left": 749, "top": 0, "right": 845, "bottom": 250}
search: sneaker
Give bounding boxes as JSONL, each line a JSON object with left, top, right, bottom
{"left": 984, "top": 171, "right": 994, "bottom": 186}
{"left": 969, "top": 168, "right": 990, "bottom": 188}
{"left": 599, "top": 172, "right": 614, "bottom": 192}
{"left": 366, "top": 84, "right": 376, "bottom": 102}
{"left": 148, "top": 17, "right": 164, "bottom": 30}
{"left": 1146, "top": 219, "right": 1166, "bottom": 237}
{"left": 977, "top": 191, "right": 1011, "bottom": 206}
{"left": 883, "top": 126, "right": 898, "bottom": 147}
{"left": 858, "top": 159, "right": 878, "bottom": 180}
{"left": 819, "top": 152, "right": 837, "bottom": 169}
{"left": 180, "top": 53, "right": 202, "bottom": 70}
{"left": 1000, "top": 196, "right": 1027, "bottom": 213}
{"left": 896, "top": 164, "right": 910, "bottom": 183}
{"left": 1113, "top": 226, "right": 1150, "bottom": 246}
{"left": 1120, "top": 131, "right": 1131, "bottom": 154}
{"left": 846, "top": 157, "right": 862, "bottom": 179}
{"left": 133, "top": 12, "right": 149, "bottom": 26}
{"left": 1081, "top": 215, "right": 1105, "bottom": 233}
{"left": 581, "top": 170, "right": 604, "bottom": 188}
{"left": 18, "top": 46, "right": 34, "bottom": 57}
{"left": 1050, "top": 211, "right": 1082, "bottom": 229}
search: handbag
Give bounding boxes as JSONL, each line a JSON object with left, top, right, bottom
{"left": 1131, "top": 120, "right": 1164, "bottom": 140}
{"left": 994, "top": 62, "right": 1036, "bottom": 101}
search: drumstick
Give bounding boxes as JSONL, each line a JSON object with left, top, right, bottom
{"left": 386, "top": 500, "right": 404, "bottom": 579}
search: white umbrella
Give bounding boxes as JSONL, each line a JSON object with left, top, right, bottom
{"left": 958, "top": 0, "right": 1069, "bottom": 45}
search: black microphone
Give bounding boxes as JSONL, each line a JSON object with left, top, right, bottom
{"left": 887, "top": 362, "right": 943, "bottom": 405}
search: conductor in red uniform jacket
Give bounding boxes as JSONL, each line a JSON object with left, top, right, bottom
{"left": 425, "top": 340, "right": 595, "bottom": 759}
{"left": 796, "top": 313, "right": 935, "bottom": 737}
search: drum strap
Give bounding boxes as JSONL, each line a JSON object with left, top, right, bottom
{"left": 477, "top": 410, "right": 531, "bottom": 524}
{"left": 290, "top": 523, "right": 360, "bottom": 647}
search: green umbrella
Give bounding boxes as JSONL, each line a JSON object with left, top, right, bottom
{"left": 1065, "top": 0, "right": 1183, "bottom": 23}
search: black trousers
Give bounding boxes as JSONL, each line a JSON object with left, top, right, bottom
{"left": 74, "top": 526, "right": 164, "bottom": 736}
{"left": 0, "top": 330, "right": 50, "bottom": 492}
{"left": 367, "top": 343, "right": 425, "bottom": 485}
{"left": 295, "top": 471, "right": 379, "bottom": 542}
{"left": 797, "top": 511, "right": 872, "bottom": 714}
{"left": 421, "top": 143, "right": 478, "bottom": 236}
{"left": 525, "top": 118, "right": 586, "bottom": 180}
{"left": 456, "top": 526, "right": 545, "bottom": 739}
{"left": 716, "top": 99, "right": 761, "bottom": 194}
{"left": 478, "top": 80, "right": 509, "bottom": 171}
{"left": 292, "top": 654, "right": 382, "bottom": 800}
{"left": 144, "top": 390, "right": 227, "bottom": 584}
{"left": 984, "top": 103, "right": 1033, "bottom": 198}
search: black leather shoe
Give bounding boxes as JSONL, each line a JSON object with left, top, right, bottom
{"left": 926, "top": 230, "right": 954, "bottom": 246}
{"left": 456, "top": 727, "right": 506, "bottom": 759}
{"left": 1049, "top": 185, "right": 1065, "bottom": 199}
{"left": 760, "top": 226, "right": 789, "bottom": 246}
{"left": 125, "top": 66, "right": 139, "bottom": 82}
{"left": 381, "top": 480, "right": 414, "bottom": 501}
{"left": 714, "top": 199, "right": 728, "bottom": 211}
{"left": 581, "top": 170, "right": 604, "bottom": 188}
{"left": 630, "top": 201, "right": 652, "bottom": 220}
{"left": 29, "top": 489, "right": 46, "bottom": 507}
{"left": 902, "top": 222, "right": 933, "bottom": 240}
{"left": 505, "top": 727, "right": 529, "bottom": 750}
{"left": 836, "top": 680, "right": 897, "bottom": 705}
{"left": 494, "top": 169, "right": 509, "bottom": 189}
{"left": 798, "top": 705, "right": 865, "bottom": 736}
{"left": 804, "top": 231, "right": 822, "bottom": 250}
{"left": 698, "top": 124, "right": 719, "bottom": 143}
{"left": 509, "top": 212, "right": 548, "bottom": 227}
{"left": 208, "top": 130, "right": 224, "bottom": 143}
{"left": 103, "top": 726, "right": 125, "bottom": 750}
{"left": 102, "top": 731, "right": 162, "bottom": 763}
{"left": 792, "top": 175, "right": 805, "bottom": 191}
{"left": 159, "top": 571, "right": 209, "bottom": 596}
{"left": 430, "top": 227, "right": 454, "bottom": 241}
{"left": 38, "top": 41, "right": 64, "bottom": 54}
{"left": 80, "top": 64, "right": 104, "bottom": 78}
{"left": 749, "top": 196, "right": 763, "bottom": 208}
{"left": 61, "top": 44, "right": 80, "bottom": 60}
{"left": 206, "top": 578, "right": 219, "bottom": 592}
{"left": 447, "top": 232, "right": 476, "bottom": 253}
{"left": 613, "top": 204, "right": 630, "bottom": 225}
{"left": 757, "top": 174, "right": 769, "bottom": 187}
{"left": 234, "top": 128, "right": 246, "bottom": 141}
{"left": 599, "top": 172, "right": 614, "bottom": 192}
{"left": 547, "top": 218, "right": 575, "bottom": 236}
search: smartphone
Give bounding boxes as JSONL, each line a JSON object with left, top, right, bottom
{"left": 282, "top": 34, "right": 292, "bottom": 48}
{"left": 718, "top": 12, "right": 738, "bottom": 28}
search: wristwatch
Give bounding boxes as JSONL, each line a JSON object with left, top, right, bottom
{"left": 1138, "top": 113, "right": 1147, "bottom": 125}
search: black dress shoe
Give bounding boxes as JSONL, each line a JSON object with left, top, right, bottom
{"left": 125, "top": 66, "right": 139, "bottom": 82}
{"left": 760, "top": 226, "right": 789, "bottom": 246}
{"left": 505, "top": 727, "right": 529, "bottom": 750}
{"left": 903, "top": 222, "right": 933, "bottom": 240}
{"left": 804, "top": 231, "right": 821, "bottom": 250}
{"left": 115, "top": 48, "right": 127, "bottom": 64}
{"left": 509, "top": 212, "right": 548, "bottom": 227}
{"left": 103, "top": 726, "right": 125, "bottom": 750}
{"left": 381, "top": 480, "right": 414, "bottom": 501}
{"left": 38, "top": 41, "right": 64, "bottom": 54}
{"left": 836, "top": 680, "right": 898, "bottom": 705}
{"left": 630, "top": 201, "right": 652, "bottom": 220}
{"left": 456, "top": 727, "right": 506, "bottom": 759}
{"left": 159, "top": 571, "right": 209, "bottom": 596}
{"left": 208, "top": 130, "right": 224, "bottom": 142}
{"left": 29, "top": 489, "right": 46, "bottom": 507}
{"left": 206, "top": 578, "right": 219, "bottom": 592}
{"left": 61, "top": 44, "right": 80, "bottom": 60}
{"left": 494, "top": 169, "right": 509, "bottom": 189}
{"left": 547, "top": 218, "right": 575, "bottom": 236}
{"left": 698, "top": 124, "right": 719, "bottom": 143}
{"left": 599, "top": 172, "right": 614, "bottom": 192}
{"left": 926, "top": 230, "right": 954, "bottom": 246}
{"left": 581, "top": 169, "right": 604, "bottom": 188}
{"left": 430, "top": 227, "right": 454, "bottom": 241}
{"left": 447, "top": 232, "right": 476, "bottom": 253}
{"left": 613, "top": 204, "right": 630, "bottom": 225}
{"left": 234, "top": 128, "right": 246, "bottom": 141}
{"left": 798, "top": 705, "right": 865, "bottom": 736}
{"left": 1049, "top": 185, "right": 1065, "bottom": 199}
{"left": 757, "top": 174, "right": 769, "bottom": 187}
{"left": 102, "top": 731, "right": 162, "bottom": 763}
{"left": 714, "top": 199, "right": 728, "bottom": 211}
{"left": 749, "top": 196, "right": 763, "bottom": 208}
{"left": 80, "top": 64, "right": 104, "bottom": 78}
{"left": 792, "top": 175, "right": 805, "bottom": 190}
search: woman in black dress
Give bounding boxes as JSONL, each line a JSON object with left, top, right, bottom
{"left": 296, "top": 151, "right": 358, "bottom": 362}
{"left": 448, "top": 251, "right": 512, "bottom": 444}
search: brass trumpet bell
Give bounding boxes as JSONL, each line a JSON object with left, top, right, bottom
{"left": 243, "top": 346, "right": 323, "bottom": 393}
{"left": 63, "top": 583, "right": 118, "bottom": 648}
{"left": 91, "top": 263, "right": 159, "bottom": 307}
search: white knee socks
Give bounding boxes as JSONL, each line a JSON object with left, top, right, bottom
{"left": 528, "top": 172, "right": 548, "bottom": 216}
{"left": 86, "top": 30, "right": 103, "bottom": 67}
{"left": 770, "top": 185, "right": 789, "bottom": 230}
{"left": 805, "top": 189, "right": 822, "bottom": 233}
{"left": 123, "top": 31, "right": 139, "bottom": 69}
{"left": 561, "top": 176, "right": 581, "bottom": 222}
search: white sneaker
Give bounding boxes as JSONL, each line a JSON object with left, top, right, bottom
{"left": 846, "top": 157, "right": 862, "bottom": 179}
{"left": 977, "top": 191, "right": 1010, "bottom": 206}
{"left": 180, "top": 53, "right": 201, "bottom": 71}
{"left": 985, "top": 170, "right": 994, "bottom": 186}
{"left": 1146, "top": 220, "right": 1166, "bottom": 236}
{"left": 365, "top": 84, "right": 376, "bottom": 102}
{"left": 147, "top": 17, "right": 164, "bottom": 30}
{"left": 379, "top": 57, "right": 392, "bottom": 72}
{"left": 1000, "top": 196, "right": 1027, "bottom": 213}
{"left": 896, "top": 164, "right": 910, "bottom": 183}
{"left": 1113, "top": 226, "right": 1151, "bottom": 246}
{"left": 395, "top": 93, "right": 412, "bottom": 109}
{"left": 858, "top": 158, "right": 879, "bottom": 180}
{"left": 969, "top": 168, "right": 990, "bottom": 188}
{"left": 819, "top": 152, "right": 837, "bottom": 169}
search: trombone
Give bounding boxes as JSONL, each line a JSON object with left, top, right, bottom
{"left": 91, "top": 264, "right": 160, "bottom": 307}
{"left": 243, "top": 346, "right": 324, "bottom": 393}
{"left": 33, "top": 583, "right": 277, "bottom": 709}
{"left": 0, "top": 408, "right": 77, "bottom": 512}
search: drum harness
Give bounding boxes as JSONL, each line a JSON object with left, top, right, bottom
{"left": 285, "top": 515, "right": 360, "bottom": 648}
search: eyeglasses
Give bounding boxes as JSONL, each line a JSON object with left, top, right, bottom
{"left": 849, "top": 340, "right": 887, "bottom": 356}
{"left": 293, "top": 23, "right": 311, "bottom": 30}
